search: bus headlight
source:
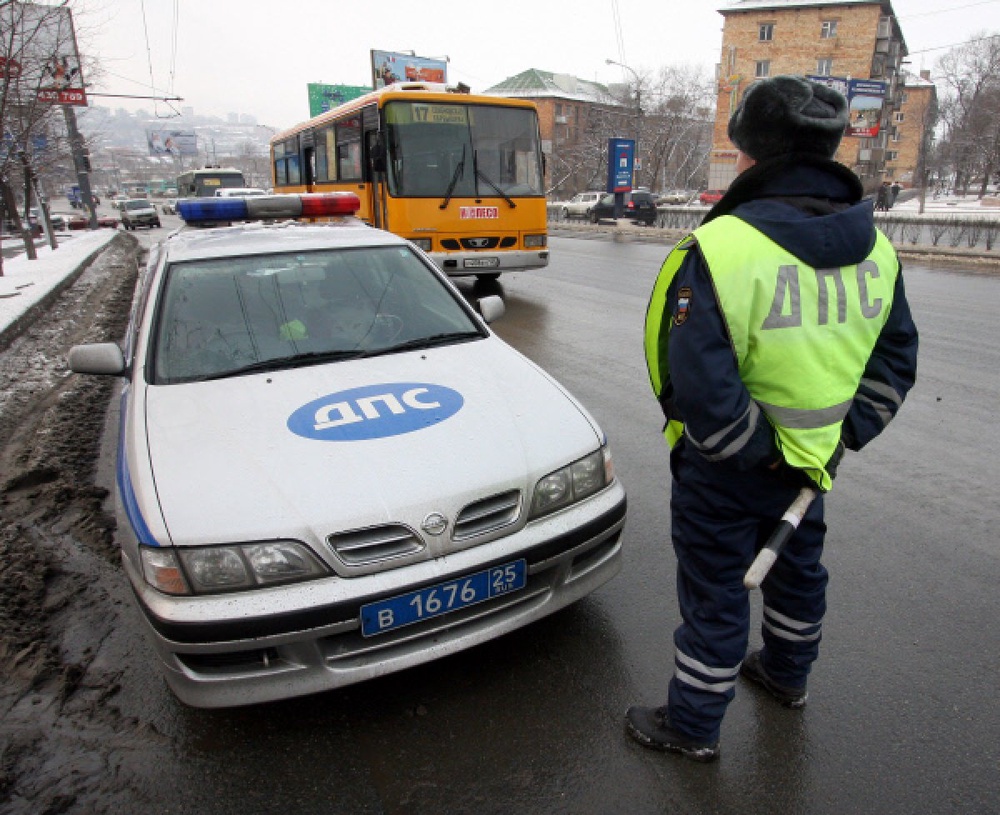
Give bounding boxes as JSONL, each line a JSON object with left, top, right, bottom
{"left": 411, "top": 238, "right": 432, "bottom": 251}
{"left": 524, "top": 234, "right": 547, "bottom": 248}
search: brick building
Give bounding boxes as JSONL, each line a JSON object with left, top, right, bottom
{"left": 711, "top": 0, "right": 916, "bottom": 192}
{"left": 884, "top": 69, "right": 937, "bottom": 187}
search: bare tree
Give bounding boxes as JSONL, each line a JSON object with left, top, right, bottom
{"left": 935, "top": 33, "right": 1000, "bottom": 196}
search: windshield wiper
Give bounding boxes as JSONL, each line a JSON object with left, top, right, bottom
{"left": 193, "top": 349, "right": 368, "bottom": 381}
{"left": 439, "top": 145, "right": 466, "bottom": 210}
{"left": 364, "top": 331, "right": 483, "bottom": 357}
{"left": 473, "top": 150, "right": 516, "bottom": 208}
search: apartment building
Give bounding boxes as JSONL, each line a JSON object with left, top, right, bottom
{"left": 712, "top": 0, "right": 913, "bottom": 191}
{"left": 884, "top": 69, "right": 937, "bottom": 186}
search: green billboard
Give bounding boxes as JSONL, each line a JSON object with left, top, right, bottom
{"left": 307, "top": 83, "right": 372, "bottom": 117}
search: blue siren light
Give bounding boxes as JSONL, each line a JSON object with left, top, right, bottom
{"left": 177, "top": 193, "right": 361, "bottom": 225}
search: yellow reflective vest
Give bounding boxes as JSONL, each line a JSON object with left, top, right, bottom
{"left": 644, "top": 215, "right": 899, "bottom": 491}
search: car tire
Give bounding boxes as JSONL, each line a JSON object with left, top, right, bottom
{"left": 154, "top": 220, "right": 162, "bottom": 228}
{"left": 590, "top": 210, "right": 598, "bottom": 224}
{"left": 561, "top": 207, "right": 569, "bottom": 220}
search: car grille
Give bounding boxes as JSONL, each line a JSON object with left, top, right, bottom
{"left": 454, "top": 490, "right": 521, "bottom": 540}
{"left": 327, "top": 524, "right": 424, "bottom": 565}
{"left": 440, "top": 237, "right": 517, "bottom": 250}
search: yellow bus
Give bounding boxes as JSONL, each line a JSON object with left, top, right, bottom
{"left": 269, "top": 82, "right": 548, "bottom": 280}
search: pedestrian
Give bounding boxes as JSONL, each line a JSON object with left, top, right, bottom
{"left": 628, "top": 75, "right": 919, "bottom": 762}
{"left": 890, "top": 181, "right": 902, "bottom": 207}
{"left": 876, "top": 181, "right": 891, "bottom": 211}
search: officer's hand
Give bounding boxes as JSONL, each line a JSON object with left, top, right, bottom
{"left": 825, "top": 441, "right": 846, "bottom": 480}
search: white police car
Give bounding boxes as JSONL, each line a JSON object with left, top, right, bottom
{"left": 68, "top": 193, "right": 626, "bottom": 708}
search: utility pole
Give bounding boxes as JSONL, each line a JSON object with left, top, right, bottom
{"left": 62, "top": 105, "right": 98, "bottom": 229}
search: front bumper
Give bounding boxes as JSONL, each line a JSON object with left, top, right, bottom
{"left": 127, "top": 482, "right": 626, "bottom": 708}
{"left": 429, "top": 248, "right": 549, "bottom": 277}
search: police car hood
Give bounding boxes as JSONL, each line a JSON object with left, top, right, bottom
{"left": 143, "top": 338, "right": 603, "bottom": 546}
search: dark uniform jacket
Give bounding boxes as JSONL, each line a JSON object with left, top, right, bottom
{"left": 661, "top": 154, "right": 919, "bottom": 472}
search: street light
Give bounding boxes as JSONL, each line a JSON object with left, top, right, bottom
{"left": 605, "top": 58, "right": 642, "bottom": 186}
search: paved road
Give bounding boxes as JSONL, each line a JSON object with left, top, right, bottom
{"left": 16, "top": 229, "right": 998, "bottom": 815}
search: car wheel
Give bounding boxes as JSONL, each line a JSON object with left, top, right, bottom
{"left": 154, "top": 220, "right": 162, "bottom": 228}
{"left": 561, "top": 207, "right": 569, "bottom": 220}
{"left": 590, "top": 210, "right": 598, "bottom": 224}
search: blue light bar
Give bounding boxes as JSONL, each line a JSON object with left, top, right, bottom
{"left": 177, "top": 197, "right": 248, "bottom": 222}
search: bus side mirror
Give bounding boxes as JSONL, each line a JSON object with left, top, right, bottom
{"left": 370, "top": 133, "right": 386, "bottom": 173}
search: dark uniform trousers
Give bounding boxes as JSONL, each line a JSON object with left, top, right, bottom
{"left": 667, "top": 441, "right": 828, "bottom": 742}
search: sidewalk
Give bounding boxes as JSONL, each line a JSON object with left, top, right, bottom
{"left": 0, "top": 229, "right": 121, "bottom": 351}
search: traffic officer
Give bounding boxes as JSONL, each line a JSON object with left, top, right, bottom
{"left": 626, "top": 75, "right": 919, "bottom": 762}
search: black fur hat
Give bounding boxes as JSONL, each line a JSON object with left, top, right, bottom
{"left": 727, "top": 75, "right": 849, "bottom": 160}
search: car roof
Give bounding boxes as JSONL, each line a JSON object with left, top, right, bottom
{"left": 161, "top": 220, "right": 409, "bottom": 264}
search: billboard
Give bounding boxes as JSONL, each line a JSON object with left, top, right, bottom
{"left": 146, "top": 129, "right": 197, "bottom": 157}
{"left": 307, "top": 83, "right": 372, "bottom": 117}
{"left": 5, "top": 3, "right": 88, "bottom": 106}
{"left": 807, "top": 76, "right": 888, "bottom": 138}
{"left": 606, "top": 138, "right": 635, "bottom": 193}
{"left": 371, "top": 50, "right": 448, "bottom": 89}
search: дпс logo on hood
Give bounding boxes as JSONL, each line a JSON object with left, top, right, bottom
{"left": 288, "top": 382, "right": 464, "bottom": 441}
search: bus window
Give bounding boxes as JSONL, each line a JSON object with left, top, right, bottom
{"left": 336, "top": 117, "right": 362, "bottom": 182}
{"left": 468, "top": 106, "right": 544, "bottom": 196}
{"left": 384, "top": 102, "right": 474, "bottom": 198}
{"left": 315, "top": 126, "right": 336, "bottom": 182}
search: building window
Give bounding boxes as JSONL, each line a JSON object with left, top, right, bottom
{"left": 878, "top": 15, "right": 892, "bottom": 38}
{"left": 755, "top": 60, "right": 770, "bottom": 78}
{"left": 891, "top": 127, "right": 901, "bottom": 142}
{"left": 821, "top": 20, "right": 838, "bottom": 38}
{"left": 894, "top": 111, "right": 905, "bottom": 123}
{"left": 886, "top": 150, "right": 898, "bottom": 161}
{"left": 816, "top": 58, "right": 833, "bottom": 76}
{"left": 759, "top": 23, "right": 774, "bottom": 42}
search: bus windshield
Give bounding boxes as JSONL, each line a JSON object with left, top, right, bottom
{"left": 383, "top": 102, "right": 543, "bottom": 199}
{"left": 178, "top": 170, "right": 247, "bottom": 198}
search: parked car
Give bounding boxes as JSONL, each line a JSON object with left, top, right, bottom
{"left": 560, "top": 191, "right": 604, "bottom": 220}
{"left": 590, "top": 190, "right": 659, "bottom": 225}
{"left": 699, "top": 189, "right": 726, "bottom": 205}
{"left": 161, "top": 198, "right": 178, "bottom": 214}
{"left": 67, "top": 192, "right": 627, "bottom": 709}
{"left": 120, "top": 198, "right": 162, "bottom": 230}
{"left": 68, "top": 214, "right": 119, "bottom": 230}
{"left": 111, "top": 195, "right": 129, "bottom": 210}
{"left": 657, "top": 190, "right": 695, "bottom": 206}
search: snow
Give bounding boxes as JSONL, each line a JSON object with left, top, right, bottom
{"left": 0, "top": 229, "right": 120, "bottom": 342}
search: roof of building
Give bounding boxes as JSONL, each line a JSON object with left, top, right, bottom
{"left": 483, "top": 69, "right": 613, "bottom": 104}
{"left": 718, "top": 0, "right": 892, "bottom": 12}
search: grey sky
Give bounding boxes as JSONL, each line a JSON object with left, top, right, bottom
{"left": 73, "top": 0, "right": 1000, "bottom": 128}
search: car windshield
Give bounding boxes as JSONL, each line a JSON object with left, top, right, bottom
{"left": 151, "top": 244, "right": 484, "bottom": 384}
{"left": 126, "top": 200, "right": 151, "bottom": 210}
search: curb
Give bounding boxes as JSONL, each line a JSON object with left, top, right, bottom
{"left": 0, "top": 231, "right": 131, "bottom": 353}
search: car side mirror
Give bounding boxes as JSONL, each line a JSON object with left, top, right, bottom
{"left": 68, "top": 342, "right": 127, "bottom": 376}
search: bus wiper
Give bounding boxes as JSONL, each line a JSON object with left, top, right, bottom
{"left": 439, "top": 146, "right": 466, "bottom": 210}
{"left": 365, "top": 331, "right": 483, "bottom": 357}
{"left": 473, "top": 150, "right": 516, "bottom": 208}
{"left": 194, "top": 349, "right": 368, "bottom": 381}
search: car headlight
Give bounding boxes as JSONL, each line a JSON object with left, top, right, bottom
{"left": 524, "top": 234, "right": 547, "bottom": 248}
{"left": 528, "top": 447, "right": 613, "bottom": 520}
{"left": 140, "top": 541, "right": 329, "bottom": 595}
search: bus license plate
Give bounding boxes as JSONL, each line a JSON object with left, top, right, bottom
{"left": 463, "top": 257, "right": 500, "bottom": 269}
{"left": 361, "top": 560, "right": 526, "bottom": 637}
